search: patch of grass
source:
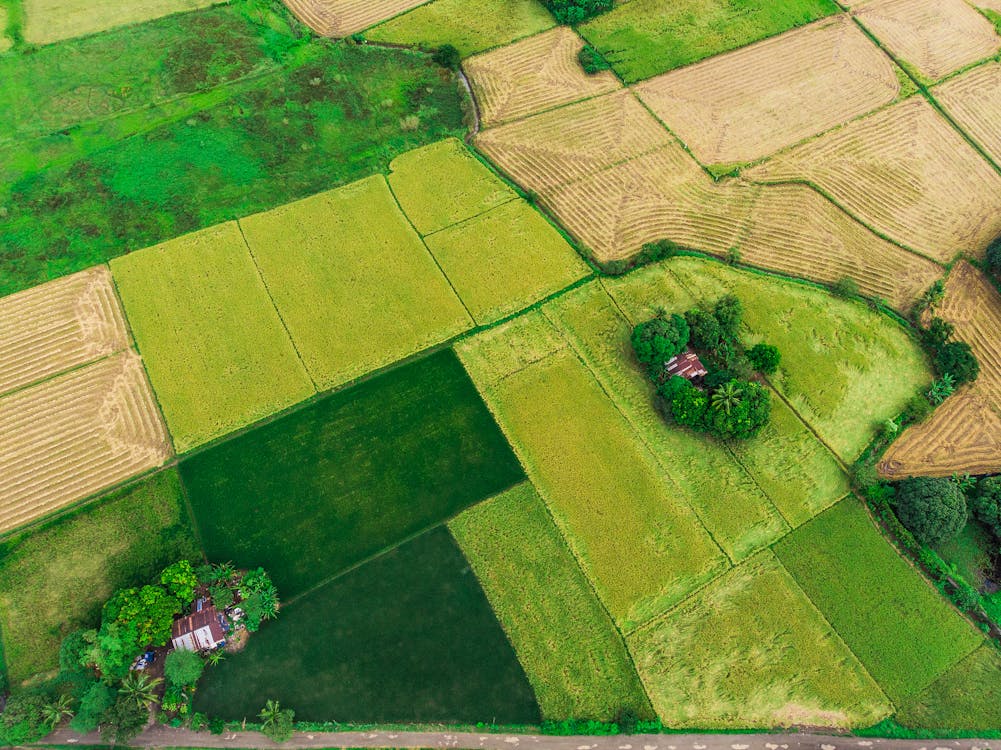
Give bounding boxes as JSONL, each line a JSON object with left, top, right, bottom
{"left": 181, "top": 349, "right": 524, "bottom": 597}
{"left": 110, "top": 222, "right": 314, "bottom": 452}
{"left": 460, "top": 338, "right": 728, "bottom": 632}
{"left": 896, "top": 644, "right": 1001, "bottom": 731}
{"left": 425, "top": 200, "right": 590, "bottom": 325}
{"left": 0, "top": 41, "right": 465, "bottom": 296}
{"left": 388, "top": 138, "right": 516, "bottom": 235}
{"left": 546, "top": 281, "right": 789, "bottom": 562}
{"left": 454, "top": 308, "right": 568, "bottom": 387}
{"left": 662, "top": 258, "right": 931, "bottom": 461}
{"left": 240, "top": 174, "right": 471, "bottom": 390}
{"left": 449, "top": 482, "right": 653, "bottom": 721}
{"left": 193, "top": 527, "right": 540, "bottom": 723}
{"left": 933, "top": 519, "right": 994, "bottom": 589}
{"left": 365, "top": 0, "right": 555, "bottom": 57}
{"left": 0, "top": 469, "right": 199, "bottom": 683}
{"left": 579, "top": 0, "right": 839, "bottom": 83}
{"left": 774, "top": 497, "right": 983, "bottom": 704}
{"left": 21, "top": 0, "right": 215, "bottom": 44}
{"left": 628, "top": 551, "right": 890, "bottom": 728}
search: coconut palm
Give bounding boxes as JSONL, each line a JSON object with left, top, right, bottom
{"left": 207, "top": 649, "right": 226, "bottom": 667}
{"left": 120, "top": 672, "right": 162, "bottom": 709}
{"left": 42, "top": 694, "right": 74, "bottom": 729}
{"left": 711, "top": 381, "right": 743, "bottom": 414}
{"left": 259, "top": 699, "right": 294, "bottom": 743}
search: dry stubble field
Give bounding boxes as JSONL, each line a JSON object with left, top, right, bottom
{"left": 283, "top": 0, "right": 430, "bottom": 37}
{"left": 934, "top": 62, "right": 1001, "bottom": 166}
{"left": 21, "top": 0, "right": 216, "bottom": 44}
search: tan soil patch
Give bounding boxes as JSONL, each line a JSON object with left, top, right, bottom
{"left": 934, "top": 62, "right": 1001, "bottom": 165}
{"left": 975, "top": 0, "right": 1001, "bottom": 11}
{"left": 745, "top": 96, "right": 1001, "bottom": 262}
{"left": 283, "top": 0, "right": 429, "bottom": 36}
{"left": 465, "top": 27, "right": 620, "bottom": 127}
{"left": 634, "top": 16, "right": 899, "bottom": 165}
{"left": 881, "top": 262, "right": 1001, "bottom": 476}
{"left": 0, "top": 351, "right": 171, "bottom": 535}
{"left": 852, "top": 0, "right": 1000, "bottom": 81}
{"left": 0, "top": 267, "right": 130, "bottom": 398}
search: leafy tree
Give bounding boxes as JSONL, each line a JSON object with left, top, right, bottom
{"left": 258, "top": 699, "right": 295, "bottom": 743}
{"left": 935, "top": 340, "right": 980, "bottom": 385}
{"left": 160, "top": 560, "right": 198, "bottom": 603}
{"left": 543, "top": 0, "right": 613, "bottom": 24}
{"left": 685, "top": 308, "right": 722, "bottom": 351}
{"left": 631, "top": 315, "right": 690, "bottom": 371}
{"left": 42, "top": 694, "right": 75, "bottom": 730}
{"left": 119, "top": 672, "right": 162, "bottom": 709}
{"left": 0, "top": 693, "right": 50, "bottom": 744}
{"left": 893, "top": 477, "right": 967, "bottom": 546}
{"left": 922, "top": 317, "right": 954, "bottom": 350}
{"left": 704, "top": 381, "right": 771, "bottom": 440}
{"left": 711, "top": 381, "right": 742, "bottom": 415}
{"left": 70, "top": 682, "right": 116, "bottom": 734}
{"left": 713, "top": 295, "right": 743, "bottom": 338}
{"left": 164, "top": 648, "right": 205, "bottom": 688}
{"left": 577, "top": 44, "right": 611, "bottom": 74}
{"left": 658, "top": 376, "right": 708, "bottom": 429}
{"left": 59, "top": 629, "right": 91, "bottom": 677}
{"left": 99, "top": 694, "right": 148, "bottom": 746}
{"left": 927, "top": 373, "right": 956, "bottom": 405}
{"left": 104, "top": 585, "right": 181, "bottom": 648}
{"left": 971, "top": 476, "right": 1001, "bottom": 539}
{"left": 832, "top": 276, "right": 860, "bottom": 298}
{"left": 81, "top": 622, "right": 141, "bottom": 682}
{"left": 747, "top": 343, "right": 781, "bottom": 374}
{"left": 431, "top": 44, "right": 460, "bottom": 70}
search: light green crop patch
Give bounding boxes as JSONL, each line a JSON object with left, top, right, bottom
{"left": 111, "top": 222, "right": 314, "bottom": 452}
{"left": 896, "top": 644, "right": 1001, "bottom": 731}
{"left": 388, "top": 138, "right": 516, "bottom": 235}
{"left": 366, "top": 0, "right": 555, "bottom": 57}
{"left": 449, "top": 482, "right": 653, "bottom": 721}
{"left": 239, "top": 174, "right": 472, "bottom": 391}
{"left": 775, "top": 497, "right": 983, "bottom": 705}
{"left": 628, "top": 551, "right": 890, "bottom": 729}
{"left": 22, "top": 0, "right": 216, "bottom": 45}
{"left": 425, "top": 200, "right": 590, "bottom": 325}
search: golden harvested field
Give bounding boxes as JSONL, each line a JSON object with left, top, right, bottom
{"left": 465, "top": 27, "right": 620, "bottom": 128}
{"left": 283, "top": 0, "right": 429, "bottom": 36}
{"left": 0, "top": 351, "right": 171, "bottom": 535}
{"left": 934, "top": 62, "right": 1001, "bottom": 165}
{"left": 852, "top": 0, "right": 1000, "bottom": 81}
{"left": 22, "top": 0, "right": 216, "bottom": 44}
{"left": 746, "top": 97, "right": 1001, "bottom": 262}
{"left": 476, "top": 90, "right": 671, "bottom": 194}
{"left": 634, "top": 17, "right": 899, "bottom": 165}
{"left": 0, "top": 267, "right": 130, "bottom": 398}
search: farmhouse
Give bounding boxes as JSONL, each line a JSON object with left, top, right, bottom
{"left": 171, "top": 602, "right": 226, "bottom": 652}
{"left": 665, "top": 349, "right": 708, "bottom": 381}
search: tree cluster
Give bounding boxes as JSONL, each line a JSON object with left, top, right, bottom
{"left": 542, "top": 0, "right": 612, "bottom": 24}
{"left": 987, "top": 237, "right": 1001, "bottom": 280}
{"left": 892, "top": 477, "right": 968, "bottom": 547}
{"left": 919, "top": 315, "right": 980, "bottom": 386}
{"left": 577, "top": 44, "right": 611, "bottom": 74}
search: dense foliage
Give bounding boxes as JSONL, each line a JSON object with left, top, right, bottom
{"left": 165, "top": 649, "right": 206, "bottom": 688}
{"left": 747, "top": 343, "right": 781, "bottom": 374}
{"left": 934, "top": 341, "right": 980, "bottom": 386}
{"left": 970, "top": 476, "right": 1001, "bottom": 541}
{"left": 578, "top": 44, "right": 612, "bottom": 74}
{"left": 986, "top": 238, "right": 1001, "bottom": 278}
{"left": 630, "top": 314, "right": 689, "bottom": 374}
{"left": 893, "top": 477, "right": 967, "bottom": 547}
{"left": 543, "top": 0, "right": 613, "bottom": 24}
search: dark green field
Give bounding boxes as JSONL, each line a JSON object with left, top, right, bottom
{"left": 181, "top": 350, "right": 525, "bottom": 597}
{"left": 192, "top": 527, "right": 540, "bottom": 723}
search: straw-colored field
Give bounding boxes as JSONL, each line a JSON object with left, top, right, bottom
{"left": 241, "top": 175, "right": 472, "bottom": 391}
{"left": 283, "top": 0, "right": 429, "bottom": 37}
{"left": 465, "top": 27, "right": 621, "bottom": 128}
{"left": 634, "top": 17, "right": 899, "bottom": 165}
{"left": 852, "top": 0, "right": 1000, "bottom": 81}
{"left": 746, "top": 97, "right": 1001, "bottom": 262}
{"left": 21, "top": 0, "right": 216, "bottom": 44}
{"left": 628, "top": 552, "right": 890, "bottom": 729}
{"left": 0, "top": 267, "right": 129, "bottom": 397}
{"left": 934, "top": 62, "right": 1001, "bottom": 165}
{"left": 0, "top": 351, "right": 171, "bottom": 535}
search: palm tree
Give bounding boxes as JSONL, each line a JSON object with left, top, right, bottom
{"left": 120, "top": 672, "right": 162, "bottom": 709}
{"left": 259, "top": 699, "right": 294, "bottom": 743}
{"left": 711, "top": 381, "right": 743, "bottom": 414}
{"left": 42, "top": 694, "right": 74, "bottom": 729}
{"left": 207, "top": 649, "right": 226, "bottom": 667}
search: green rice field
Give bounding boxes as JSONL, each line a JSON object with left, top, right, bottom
{"left": 896, "top": 644, "right": 1001, "bottom": 731}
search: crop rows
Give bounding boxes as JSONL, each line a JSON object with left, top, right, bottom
{"left": 934, "top": 62, "right": 1001, "bottom": 167}
{"left": 0, "top": 266, "right": 130, "bottom": 397}
{"left": 0, "top": 351, "right": 171, "bottom": 535}
{"left": 283, "top": 0, "right": 429, "bottom": 36}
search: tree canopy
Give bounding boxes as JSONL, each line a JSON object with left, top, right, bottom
{"left": 894, "top": 477, "right": 967, "bottom": 547}
{"left": 631, "top": 314, "right": 689, "bottom": 373}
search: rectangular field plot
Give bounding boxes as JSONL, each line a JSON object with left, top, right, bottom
{"left": 0, "top": 351, "right": 171, "bottom": 536}
{"left": 0, "top": 266, "right": 129, "bottom": 397}
{"left": 283, "top": 0, "right": 429, "bottom": 36}
{"left": 365, "top": 0, "right": 555, "bottom": 57}
{"left": 628, "top": 552, "right": 889, "bottom": 729}
{"left": 660, "top": 258, "right": 931, "bottom": 461}
{"left": 0, "top": 469, "right": 198, "bottom": 683}
{"left": 775, "top": 497, "right": 983, "bottom": 704}
{"left": 181, "top": 350, "right": 524, "bottom": 597}
{"left": 459, "top": 341, "right": 728, "bottom": 632}
{"left": 425, "top": 200, "right": 590, "bottom": 325}
{"left": 21, "top": 0, "right": 216, "bottom": 44}
{"left": 465, "top": 27, "right": 620, "bottom": 128}
{"left": 896, "top": 644, "right": 1001, "bottom": 731}
{"left": 935, "top": 62, "right": 1001, "bottom": 177}
{"left": 746, "top": 97, "right": 1001, "bottom": 262}
{"left": 541, "top": 281, "right": 790, "bottom": 562}
{"left": 193, "top": 527, "right": 540, "bottom": 723}
{"left": 449, "top": 483, "right": 653, "bottom": 721}
{"left": 853, "top": 0, "right": 1000, "bottom": 81}
{"left": 387, "top": 138, "right": 517, "bottom": 235}
{"left": 240, "top": 175, "right": 471, "bottom": 391}
{"left": 578, "top": 0, "right": 840, "bottom": 84}
{"left": 634, "top": 17, "right": 899, "bottom": 165}
{"left": 111, "top": 222, "right": 314, "bottom": 452}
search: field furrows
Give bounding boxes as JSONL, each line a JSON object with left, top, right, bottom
{"left": 466, "top": 27, "right": 620, "bottom": 127}
{"left": 0, "top": 267, "right": 130, "bottom": 397}
{"left": 283, "top": 0, "right": 429, "bottom": 36}
{"left": 634, "top": 17, "right": 899, "bottom": 164}
{"left": 475, "top": 90, "right": 673, "bottom": 193}
{"left": 934, "top": 63, "right": 1001, "bottom": 166}
{"left": 745, "top": 97, "right": 1001, "bottom": 262}
{"left": 0, "top": 351, "right": 171, "bottom": 535}
{"left": 852, "top": 0, "right": 1000, "bottom": 81}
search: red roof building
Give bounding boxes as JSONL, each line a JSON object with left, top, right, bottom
{"left": 665, "top": 349, "right": 708, "bottom": 380}
{"left": 171, "top": 604, "right": 226, "bottom": 652}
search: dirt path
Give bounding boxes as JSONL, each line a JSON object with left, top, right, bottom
{"left": 39, "top": 727, "right": 1001, "bottom": 750}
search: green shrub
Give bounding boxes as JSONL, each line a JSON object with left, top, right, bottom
{"left": 431, "top": 44, "right": 461, "bottom": 70}
{"left": 935, "top": 341, "right": 980, "bottom": 385}
{"left": 631, "top": 315, "right": 690, "bottom": 372}
{"left": 70, "top": 682, "right": 115, "bottom": 734}
{"left": 831, "top": 276, "right": 860, "bottom": 298}
{"left": 922, "top": 316, "right": 955, "bottom": 350}
{"left": 99, "top": 694, "right": 148, "bottom": 745}
{"left": 577, "top": 44, "right": 611, "bottom": 74}
{"left": 543, "top": 0, "right": 613, "bottom": 24}
{"left": 927, "top": 374, "right": 956, "bottom": 406}
{"left": 747, "top": 343, "right": 781, "bottom": 374}
{"left": 901, "top": 393, "right": 933, "bottom": 423}
{"left": 259, "top": 699, "right": 294, "bottom": 743}
{"left": 986, "top": 237, "right": 1001, "bottom": 277}
{"left": 893, "top": 477, "right": 967, "bottom": 547}
{"left": 164, "top": 649, "right": 205, "bottom": 688}
{"left": 0, "top": 692, "right": 50, "bottom": 744}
